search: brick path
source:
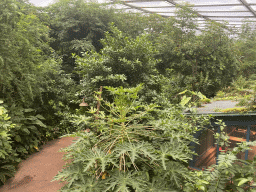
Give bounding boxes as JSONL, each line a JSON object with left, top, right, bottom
{"left": 0, "top": 136, "right": 79, "bottom": 192}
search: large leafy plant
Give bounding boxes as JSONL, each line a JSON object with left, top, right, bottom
{"left": 52, "top": 84, "right": 209, "bottom": 191}
{"left": 7, "top": 105, "right": 47, "bottom": 159}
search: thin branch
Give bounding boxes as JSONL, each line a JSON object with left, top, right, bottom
{"left": 125, "top": 130, "right": 132, "bottom": 144}
{"left": 105, "top": 135, "right": 120, "bottom": 155}
{"left": 123, "top": 153, "right": 126, "bottom": 172}
{"left": 125, "top": 152, "right": 139, "bottom": 171}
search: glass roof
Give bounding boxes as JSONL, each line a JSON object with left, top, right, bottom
{"left": 126, "top": 1, "right": 174, "bottom": 7}
{"left": 193, "top": 6, "right": 248, "bottom": 12}
{"left": 108, "top": 0, "right": 256, "bottom": 33}
{"left": 142, "top": 7, "right": 176, "bottom": 12}
{"left": 175, "top": 0, "right": 241, "bottom": 5}
{"left": 247, "top": 0, "right": 256, "bottom": 3}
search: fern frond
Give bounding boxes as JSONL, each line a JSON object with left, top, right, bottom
{"left": 114, "top": 142, "right": 157, "bottom": 166}
{"left": 104, "top": 171, "right": 147, "bottom": 192}
{"left": 158, "top": 161, "right": 190, "bottom": 190}
{"left": 73, "top": 147, "right": 118, "bottom": 173}
{"left": 146, "top": 177, "right": 177, "bottom": 192}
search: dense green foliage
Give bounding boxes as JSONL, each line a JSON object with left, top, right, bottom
{"left": 7, "top": 106, "right": 47, "bottom": 158}
{"left": 0, "top": 0, "right": 52, "bottom": 106}
{"left": 0, "top": 101, "right": 20, "bottom": 184}
{"left": 1, "top": 0, "right": 256, "bottom": 190}
{"left": 75, "top": 24, "right": 162, "bottom": 102}
{"left": 0, "top": 0, "right": 79, "bottom": 185}
{"left": 46, "top": 0, "right": 119, "bottom": 74}
{"left": 153, "top": 13, "right": 238, "bottom": 98}
{"left": 235, "top": 22, "right": 256, "bottom": 78}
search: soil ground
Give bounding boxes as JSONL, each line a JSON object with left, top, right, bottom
{"left": 0, "top": 136, "right": 79, "bottom": 192}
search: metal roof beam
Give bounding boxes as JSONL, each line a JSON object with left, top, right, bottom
{"left": 207, "top": 16, "right": 255, "bottom": 18}
{"left": 213, "top": 19, "right": 256, "bottom": 22}
{"left": 239, "top": 0, "right": 256, "bottom": 17}
{"left": 167, "top": 15, "right": 255, "bottom": 18}
{"left": 109, "top": 0, "right": 252, "bottom": 33}
{"left": 123, "top": 1, "right": 245, "bottom": 7}
{"left": 141, "top": 10, "right": 252, "bottom": 13}
{"left": 138, "top": 8, "right": 250, "bottom": 12}
{"left": 163, "top": 0, "right": 212, "bottom": 21}
{"left": 111, "top": 0, "right": 153, "bottom": 14}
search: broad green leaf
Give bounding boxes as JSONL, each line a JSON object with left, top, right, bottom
{"left": 0, "top": 131, "right": 8, "bottom": 137}
{"left": 178, "top": 89, "right": 188, "bottom": 95}
{"left": 22, "top": 128, "right": 30, "bottom": 134}
{"left": 237, "top": 177, "right": 252, "bottom": 186}
{"left": 35, "top": 114, "right": 45, "bottom": 120}
{"left": 180, "top": 96, "right": 191, "bottom": 107}
{"left": 34, "top": 120, "right": 47, "bottom": 128}
{"left": 24, "top": 108, "right": 35, "bottom": 113}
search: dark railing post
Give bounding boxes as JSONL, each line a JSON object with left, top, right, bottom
{"left": 189, "top": 127, "right": 205, "bottom": 168}
{"left": 245, "top": 125, "right": 251, "bottom": 160}
{"left": 189, "top": 141, "right": 196, "bottom": 167}
{"left": 216, "top": 125, "right": 220, "bottom": 165}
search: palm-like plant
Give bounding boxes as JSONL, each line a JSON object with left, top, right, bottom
{"left": 52, "top": 85, "right": 208, "bottom": 191}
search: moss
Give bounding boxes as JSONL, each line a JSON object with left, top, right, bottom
{"left": 220, "top": 107, "right": 248, "bottom": 113}
{"left": 236, "top": 98, "right": 250, "bottom": 107}
{"left": 214, "top": 108, "right": 222, "bottom": 112}
{"left": 201, "top": 98, "right": 211, "bottom": 104}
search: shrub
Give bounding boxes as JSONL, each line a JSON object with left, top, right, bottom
{"left": 0, "top": 101, "right": 21, "bottom": 186}
{"left": 52, "top": 85, "right": 210, "bottom": 191}
{"left": 7, "top": 105, "right": 47, "bottom": 159}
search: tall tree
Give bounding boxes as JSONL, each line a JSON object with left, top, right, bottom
{"left": 0, "top": 0, "right": 53, "bottom": 106}
{"left": 75, "top": 23, "right": 161, "bottom": 102}
{"left": 154, "top": 5, "right": 238, "bottom": 97}
{"left": 46, "top": 0, "right": 118, "bottom": 74}
{"left": 235, "top": 22, "right": 256, "bottom": 78}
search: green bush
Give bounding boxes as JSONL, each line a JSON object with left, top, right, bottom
{"left": 7, "top": 105, "right": 47, "bottom": 159}
{"left": 75, "top": 23, "right": 162, "bottom": 103}
{"left": 216, "top": 91, "right": 226, "bottom": 98}
{"left": 0, "top": 101, "right": 21, "bottom": 185}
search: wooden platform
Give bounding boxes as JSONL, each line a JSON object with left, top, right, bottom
{"left": 195, "top": 145, "right": 256, "bottom": 168}
{"left": 229, "top": 136, "right": 246, "bottom": 142}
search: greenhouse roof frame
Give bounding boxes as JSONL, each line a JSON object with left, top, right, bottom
{"left": 108, "top": 0, "right": 256, "bottom": 33}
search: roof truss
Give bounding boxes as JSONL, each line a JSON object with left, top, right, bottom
{"left": 109, "top": 0, "right": 256, "bottom": 33}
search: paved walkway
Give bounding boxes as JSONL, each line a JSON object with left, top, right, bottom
{"left": 196, "top": 100, "right": 240, "bottom": 114}
{"left": 0, "top": 136, "right": 79, "bottom": 192}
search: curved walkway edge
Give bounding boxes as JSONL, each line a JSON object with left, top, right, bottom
{"left": 0, "top": 136, "right": 79, "bottom": 192}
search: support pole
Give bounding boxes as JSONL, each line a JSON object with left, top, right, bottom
{"left": 96, "top": 86, "right": 102, "bottom": 119}
{"left": 245, "top": 125, "right": 251, "bottom": 160}
{"left": 189, "top": 141, "right": 197, "bottom": 167}
{"left": 94, "top": 86, "right": 102, "bottom": 133}
{"left": 216, "top": 125, "right": 220, "bottom": 165}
